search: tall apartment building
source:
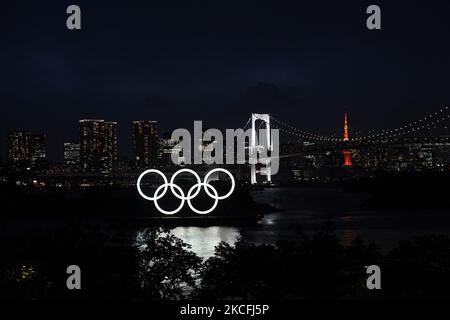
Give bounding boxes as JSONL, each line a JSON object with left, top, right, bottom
{"left": 79, "top": 120, "right": 118, "bottom": 173}
{"left": 132, "top": 120, "right": 158, "bottom": 168}
{"left": 7, "top": 131, "right": 46, "bottom": 170}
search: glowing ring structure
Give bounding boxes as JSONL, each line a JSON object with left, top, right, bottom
{"left": 136, "top": 168, "right": 235, "bottom": 215}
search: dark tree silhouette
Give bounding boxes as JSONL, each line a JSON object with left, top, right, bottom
{"left": 135, "top": 227, "right": 202, "bottom": 299}
{"left": 196, "top": 228, "right": 383, "bottom": 300}
{"left": 383, "top": 235, "right": 450, "bottom": 298}
{"left": 196, "top": 240, "right": 278, "bottom": 299}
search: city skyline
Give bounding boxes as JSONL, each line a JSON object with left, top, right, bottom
{"left": 3, "top": 107, "right": 450, "bottom": 166}
{"left": 3, "top": 113, "right": 450, "bottom": 183}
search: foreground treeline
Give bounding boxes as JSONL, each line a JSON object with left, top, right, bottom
{"left": 1, "top": 225, "right": 450, "bottom": 299}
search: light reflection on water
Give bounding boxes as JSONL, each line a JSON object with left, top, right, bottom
{"left": 171, "top": 226, "right": 241, "bottom": 259}
{"left": 339, "top": 215, "right": 356, "bottom": 247}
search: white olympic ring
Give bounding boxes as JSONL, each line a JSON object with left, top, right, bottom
{"left": 136, "top": 168, "right": 235, "bottom": 215}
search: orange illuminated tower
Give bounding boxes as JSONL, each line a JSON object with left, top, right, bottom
{"left": 343, "top": 112, "right": 349, "bottom": 141}
{"left": 343, "top": 112, "right": 352, "bottom": 166}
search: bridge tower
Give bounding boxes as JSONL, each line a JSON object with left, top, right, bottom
{"left": 250, "top": 113, "right": 272, "bottom": 184}
{"left": 343, "top": 112, "right": 353, "bottom": 166}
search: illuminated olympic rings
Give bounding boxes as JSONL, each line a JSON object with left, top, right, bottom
{"left": 136, "top": 168, "right": 235, "bottom": 215}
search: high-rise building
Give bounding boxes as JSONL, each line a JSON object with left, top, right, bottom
{"left": 101, "top": 121, "right": 118, "bottom": 173}
{"left": 7, "top": 131, "right": 31, "bottom": 169}
{"left": 30, "top": 134, "right": 46, "bottom": 167}
{"left": 7, "top": 131, "right": 47, "bottom": 170}
{"left": 159, "top": 132, "right": 183, "bottom": 166}
{"left": 79, "top": 120, "right": 118, "bottom": 173}
{"left": 132, "top": 120, "right": 158, "bottom": 168}
{"left": 64, "top": 141, "right": 80, "bottom": 168}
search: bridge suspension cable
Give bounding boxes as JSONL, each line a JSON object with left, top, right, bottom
{"left": 267, "top": 106, "right": 450, "bottom": 143}
{"left": 270, "top": 115, "right": 341, "bottom": 142}
{"left": 352, "top": 106, "right": 450, "bottom": 142}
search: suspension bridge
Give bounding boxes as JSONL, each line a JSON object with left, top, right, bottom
{"left": 246, "top": 106, "right": 450, "bottom": 184}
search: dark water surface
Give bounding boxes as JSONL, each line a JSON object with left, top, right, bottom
{"left": 164, "top": 187, "right": 450, "bottom": 258}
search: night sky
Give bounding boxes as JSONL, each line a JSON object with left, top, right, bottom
{"left": 1, "top": 1, "right": 450, "bottom": 160}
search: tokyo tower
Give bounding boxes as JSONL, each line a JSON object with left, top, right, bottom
{"left": 343, "top": 112, "right": 353, "bottom": 166}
